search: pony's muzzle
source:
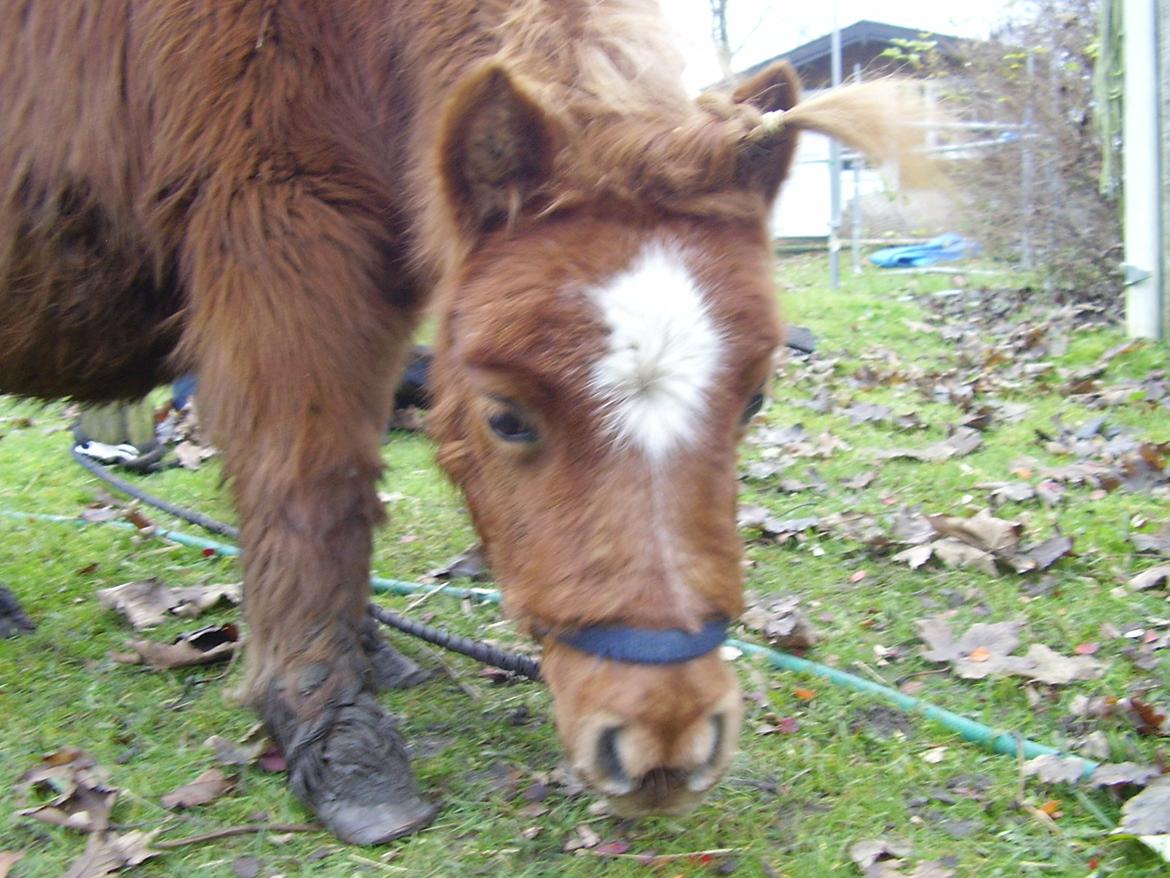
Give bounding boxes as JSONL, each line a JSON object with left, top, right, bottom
{"left": 570, "top": 680, "right": 743, "bottom": 816}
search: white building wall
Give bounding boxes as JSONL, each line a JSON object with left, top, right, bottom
{"left": 770, "top": 132, "right": 889, "bottom": 239}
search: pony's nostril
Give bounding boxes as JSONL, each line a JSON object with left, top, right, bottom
{"left": 685, "top": 712, "right": 730, "bottom": 794}
{"left": 596, "top": 725, "right": 628, "bottom": 787}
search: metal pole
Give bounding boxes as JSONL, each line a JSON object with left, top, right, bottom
{"left": 1123, "top": 0, "right": 1164, "bottom": 338}
{"left": 851, "top": 63, "right": 863, "bottom": 275}
{"left": 828, "top": 8, "right": 843, "bottom": 288}
{"left": 1020, "top": 50, "right": 1035, "bottom": 272}
{"left": 1161, "top": 0, "right": 1170, "bottom": 338}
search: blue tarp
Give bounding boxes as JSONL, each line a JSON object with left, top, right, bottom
{"left": 869, "top": 233, "right": 977, "bottom": 268}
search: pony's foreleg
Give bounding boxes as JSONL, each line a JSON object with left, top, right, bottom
{"left": 182, "top": 186, "right": 435, "bottom": 844}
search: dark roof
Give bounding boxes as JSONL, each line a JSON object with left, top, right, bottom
{"left": 733, "top": 20, "right": 960, "bottom": 88}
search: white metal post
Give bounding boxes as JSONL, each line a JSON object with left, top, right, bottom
{"left": 828, "top": 5, "right": 843, "bottom": 289}
{"left": 851, "top": 63, "right": 863, "bottom": 275}
{"left": 1124, "top": 0, "right": 1164, "bottom": 338}
{"left": 1020, "top": 51, "right": 1036, "bottom": 271}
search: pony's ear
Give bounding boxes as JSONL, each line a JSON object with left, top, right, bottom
{"left": 732, "top": 61, "right": 803, "bottom": 202}
{"left": 733, "top": 60, "right": 802, "bottom": 116}
{"left": 438, "top": 64, "right": 561, "bottom": 236}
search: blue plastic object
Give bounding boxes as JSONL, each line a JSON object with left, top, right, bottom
{"left": 870, "top": 233, "right": 977, "bottom": 268}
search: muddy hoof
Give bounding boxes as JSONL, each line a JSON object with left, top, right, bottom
{"left": 361, "top": 619, "right": 431, "bottom": 691}
{"left": 281, "top": 691, "right": 438, "bottom": 844}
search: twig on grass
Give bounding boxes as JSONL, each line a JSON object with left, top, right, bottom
{"left": 404, "top": 582, "right": 448, "bottom": 613}
{"left": 852, "top": 660, "right": 892, "bottom": 686}
{"left": 584, "top": 846, "right": 741, "bottom": 864}
{"left": 408, "top": 640, "right": 483, "bottom": 701}
{"left": 1018, "top": 803, "right": 1064, "bottom": 837}
{"left": 348, "top": 853, "right": 408, "bottom": 873}
{"left": 154, "top": 822, "right": 321, "bottom": 849}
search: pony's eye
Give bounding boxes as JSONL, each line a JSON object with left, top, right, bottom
{"left": 742, "top": 391, "right": 766, "bottom": 424}
{"left": 488, "top": 408, "right": 538, "bottom": 443}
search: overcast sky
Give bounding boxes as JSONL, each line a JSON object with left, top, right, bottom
{"left": 671, "top": 0, "right": 1018, "bottom": 90}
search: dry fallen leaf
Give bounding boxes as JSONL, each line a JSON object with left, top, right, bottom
{"left": 231, "top": 855, "right": 262, "bottom": 878}
{"left": 175, "top": 439, "right": 217, "bottom": 470}
{"left": 848, "top": 838, "right": 954, "bottom": 878}
{"left": 850, "top": 838, "right": 913, "bottom": 871}
{"left": 1008, "top": 535, "right": 1075, "bottom": 573}
{"left": 982, "top": 481, "right": 1037, "bottom": 506}
{"left": 928, "top": 508, "right": 1021, "bottom": 555}
{"left": 893, "top": 544, "right": 934, "bottom": 570}
{"left": 872, "top": 427, "right": 983, "bottom": 464}
{"left": 1128, "top": 698, "right": 1170, "bottom": 736}
{"left": 740, "top": 593, "right": 818, "bottom": 648}
{"left": 1013, "top": 644, "right": 1106, "bottom": 685}
{"left": 1130, "top": 564, "right": 1170, "bottom": 591}
{"left": 0, "top": 852, "right": 24, "bottom": 878}
{"left": 904, "top": 864, "right": 956, "bottom": 878}
{"left": 890, "top": 508, "right": 936, "bottom": 545}
{"left": 1022, "top": 754, "right": 1089, "bottom": 784}
{"left": 97, "top": 580, "right": 241, "bottom": 629}
{"left": 1132, "top": 523, "right": 1170, "bottom": 556}
{"left": 112, "top": 623, "right": 240, "bottom": 669}
{"left": 16, "top": 749, "right": 117, "bottom": 834}
{"left": 593, "top": 840, "right": 632, "bottom": 858}
{"left": 917, "top": 617, "right": 1105, "bottom": 683}
{"left": 423, "top": 543, "right": 491, "bottom": 582}
{"left": 917, "top": 616, "right": 1021, "bottom": 665}
{"left": 1068, "top": 695, "right": 1170, "bottom": 736}
{"left": 1038, "top": 799, "right": 1063, "bottom": 818}
{"left": 1132, "top": 834, "right": 1170, "bottom": 864}
{"left": 60, "top": 829, "right": 157, "bottom": 878}
{"left": 206, "top": 723, "right": 274, "bottom": 767}
{"left": 1119, "top": 776, "right": 1170, "bottom": 835}
{"left": 160, "top": 768, "right": 236, "bottom": 810}
{"left": 563, "top": 824, "right": 600, "bottom": 852}
{"left": 1088, "top": 762, "right": 1161, "bottom": 788}
{"left": 929, "top": 538, "right": 999, "bottom": 576}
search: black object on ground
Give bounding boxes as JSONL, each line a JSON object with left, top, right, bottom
{"left": 0, "top": 585, "right": 35, "bottom": 637}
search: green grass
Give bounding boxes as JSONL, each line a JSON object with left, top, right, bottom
{"left": 2, "top": 255, "right": 1168, "bottom": 877}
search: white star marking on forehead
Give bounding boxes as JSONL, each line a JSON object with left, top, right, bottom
{"left": 589, "top": 242, "right": 724, "bottom": 462}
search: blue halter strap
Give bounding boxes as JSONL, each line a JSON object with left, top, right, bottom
{"left": 554, "top": 617, "right": 729, "bottom": 665}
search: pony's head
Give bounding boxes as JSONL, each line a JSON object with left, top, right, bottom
{"left": 426, "top": 59, "right": 923, "bottom": 814}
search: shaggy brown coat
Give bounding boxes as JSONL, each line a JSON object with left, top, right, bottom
{"left": 0, "top": 0, "right": 927, "bottom": 836}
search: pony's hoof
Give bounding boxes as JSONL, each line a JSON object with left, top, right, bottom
{"left": 361, "top": 619, "right": 432, "bottom": 691}
{"left": 278, "top": 689, "right": 438, "bottom": 844}
{"left": 316, "top": 791, "right": 438, "bottom": 845}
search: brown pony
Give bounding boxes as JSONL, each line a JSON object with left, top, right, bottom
{"left": 0, "top": 0, "right": 923, "bottom": 843}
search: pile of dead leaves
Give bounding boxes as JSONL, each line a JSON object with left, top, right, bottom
{"left": 849, "top": 838, "right": 955, "bottom": 878}
{"left": 739, "top": 503, "right": 1076, "bottom": 582}
{"left": 97, "top": 579, "right": 242, "bottom": 669}
{"left": 890, "top": 509, "right": 1073, "bottom": 577}
{"left": 739, "top": 591, "right": 818, "bottom": 649}
{"left": 14, "top": 749, "right": 158, "bottom": 877}
{"left": 9, "top": 738, "right": 302, "bottom": 877}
